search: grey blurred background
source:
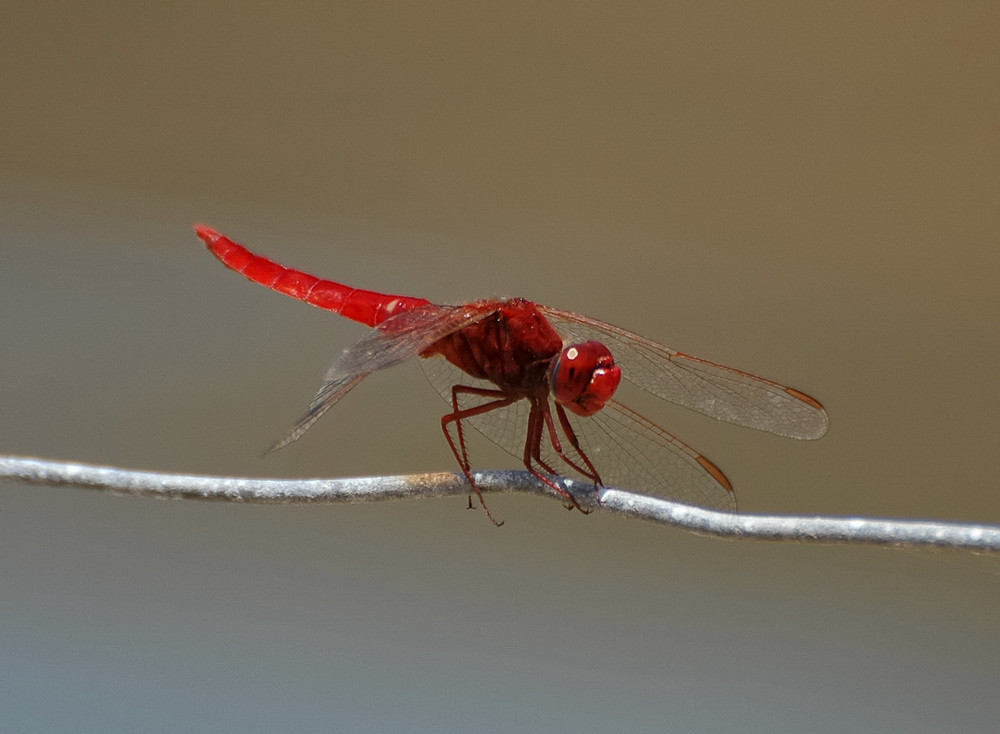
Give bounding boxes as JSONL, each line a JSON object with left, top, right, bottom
{"left": 2, "top": 4, "right": 998, "bottom": 732}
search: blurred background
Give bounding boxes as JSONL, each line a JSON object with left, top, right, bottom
{"left": 2, "top": 3, "right": 998, "bottom": 732}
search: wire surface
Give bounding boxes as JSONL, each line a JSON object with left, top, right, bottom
{"left": 3, "top": 455, "right": 997, "bottom": 553}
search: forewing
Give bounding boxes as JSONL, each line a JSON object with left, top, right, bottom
{"left": 272, "top": 302, "right": 497, "bottom": 451}
{"left": 540, "top": 306, "right": 828, "bottom": 439}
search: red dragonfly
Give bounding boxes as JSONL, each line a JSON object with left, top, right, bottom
{"left": 195, "top": 226, "right": 828, "bottom": 525}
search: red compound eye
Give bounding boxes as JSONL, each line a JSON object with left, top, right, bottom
{"left": 550, "top": 341, "right": 622, "bottom": 416}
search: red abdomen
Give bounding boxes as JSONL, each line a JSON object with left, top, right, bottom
{"left": 195, "top": 225, "right": 430, "bottom": 327}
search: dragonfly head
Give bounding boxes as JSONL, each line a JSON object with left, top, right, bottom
{"left": 550, "top": 341, "right": 622, "bottom": 417}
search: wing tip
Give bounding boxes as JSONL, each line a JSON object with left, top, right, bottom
{"left": 785, "top": 386, "right": 824, "bottom": 411}
{"left": 784, "top": 387, "right": 830, "bottom": 439}
{"left": 696, "top": 454, "right": 734, "bottom": 493}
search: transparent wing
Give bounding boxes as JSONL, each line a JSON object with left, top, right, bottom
{"left": 539, "top": 306, "right": 828, "bottom": 440}
{"left": 419, "top": 358, "right": 736, "bottom": 511}
{"left": 574, "top": 399, "right": 736, "bottom": 511}
{"left": 271, "top": 302, "right": 497, "bottom": 450}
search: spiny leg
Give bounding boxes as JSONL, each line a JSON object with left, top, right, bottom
{"left": 526, "top": 398, "right": 560, "bottom": 475}
{"left": 448, "top": 385, "right": 509, "bottom": 470}
{"left": 525, "top": 399, "right": 603, "bottom": 514}
{"left": 553, "top": 402, "right": 604, "bottom": 494}
{"left": 441, "top": 385, "right": 517, "bottom": 526}
{"left": 522, "top": 399, "right": 589, "bottom": 514}
{"left": 540, "top": 403, "right": 601, "bottom": 486}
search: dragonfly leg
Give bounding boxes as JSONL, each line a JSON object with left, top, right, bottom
{"left": 523, "top": 399, "right": 591, "bottom": 515}
{"left": 441, "top": 385, "right": 517, "bottom": 526}
{"left": 553, "top": 403, "right": 604, "bottom": 495}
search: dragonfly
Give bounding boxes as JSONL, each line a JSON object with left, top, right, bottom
{"left": 194, "top": 226, "right": 828, "bottom": 525}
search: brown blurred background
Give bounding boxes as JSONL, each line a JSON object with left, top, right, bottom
{"left": 2, "top": 3, "right": 998, "bottom": 731}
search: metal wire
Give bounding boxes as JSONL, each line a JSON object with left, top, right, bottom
{"left": 2, "top": 455, "right": 998, "bottom": 553}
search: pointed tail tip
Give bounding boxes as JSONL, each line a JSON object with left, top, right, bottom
{"left": 193, "top": 224, "right": 220, "bottom": 245}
